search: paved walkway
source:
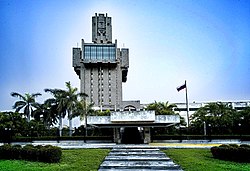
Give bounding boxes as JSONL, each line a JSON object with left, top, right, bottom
{"left": 98, "top": 145, "right": 183, "bottom": 171}
{"left": 2, "top": 140, "right": 249, "bottom": 149}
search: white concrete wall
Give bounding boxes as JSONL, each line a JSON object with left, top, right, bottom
{"left": 111, "top": 111, "right": 155, "bottom": 122}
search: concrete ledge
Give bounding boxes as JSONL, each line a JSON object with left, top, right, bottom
{"left": 211, "top": 139, "right": 240, "bottom": 144}
{"left": 153, "top": 140, "right": 181, "bottom": 143}
{"left": 181, "top": 140, "right": 210, "bottom": 143}
{"left": 111, "top": 111, "right": 155, "bottom": 122}
{"left": 153, "top": 139, "right": 242, "bottom": 144}
{"left": 155, "top": 115, "right": 180, "bottom": 123}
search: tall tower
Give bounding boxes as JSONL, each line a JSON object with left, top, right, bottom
{"left": 72, "top": 13, "right": 129, "bottom": 110}
{"left": 92, "top": 13, "right": 112, "bottom": 44}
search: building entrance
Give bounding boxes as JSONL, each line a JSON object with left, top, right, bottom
{"left": 121, "top": 127, "right": 144, "bottom": 144}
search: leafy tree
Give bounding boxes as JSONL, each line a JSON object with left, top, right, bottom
{"left": 190, "top": 102, "right": 237, "bottom": 134}
{"left": 27, "top": 120, "right": 47, "bottom": 137}
{"left": 0, "top": 111, "right": 27, "bottom": 139}
{"left": 179, "top": 116, "right": 187, "bottom": 127}
{"left": 236, "top": 107, "right": 250, "bottom": 135}
{"left": 11, "top": 92, "right": 41, "bottom": 122}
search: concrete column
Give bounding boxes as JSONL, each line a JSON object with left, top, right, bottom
{"left": 113, "top": 128, "right": 117, "bottom": 143}
{"left": 113, "top": 128, "right": 121, "bottom": 143}
{"left": 144, "top": 127, "right": 151, "bottom": 143}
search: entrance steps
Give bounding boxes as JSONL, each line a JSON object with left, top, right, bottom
{"left": 98, "top": 146, "right": 183, "bottom": 171}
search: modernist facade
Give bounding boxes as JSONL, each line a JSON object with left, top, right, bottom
{"left": 72, "top": 13, "right": 180, "bottom": 143}
{"left": 73, "top": 13, "right": 129, "bottom": 111}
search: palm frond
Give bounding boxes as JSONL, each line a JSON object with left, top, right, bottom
{"left": 79, "top": 92, "right": 88, "bottom": 97}
{"left": 44, "top": 98, "right": 56, "bottom": 105}
{"left": 31, "top": 93, "right": 42, "bottom": 98}
{"left": 15, "top": 105, "right": 25, "bottom": 112}
{"left": 11, "top": 92, "right": 24, "bottom": 100}
{"left": 13, "top": 101, "right": 26, "bottom": 109}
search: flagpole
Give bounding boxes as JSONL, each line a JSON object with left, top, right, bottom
{"left": 185, "top": 80, "right": 190, "bottom": 127}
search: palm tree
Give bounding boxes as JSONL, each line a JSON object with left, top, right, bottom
{"left": 72, "top": 99, "right": 94, "bottom": 137}
{"left": 33, "top": 101, "right": 58, "bottom": 129}
{"left": 73, "top": 100, "right": 95, "bottom": 120}
{"left": 11, "top": 92, "right": 42, "bottom": 122}
{"left": 45, "top": 81, "right": 87, "bottom": 136}
{"left": 64, "top": 81, "right": 87, "bottom": 136}
{"left": 146, "top": 101, "right": 177, "bottom": 115}
{"left": 44, "top": 88, "right": 67, "bottom": 137}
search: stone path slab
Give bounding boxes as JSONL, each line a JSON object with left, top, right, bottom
{"left": 98, "top": 146, "right": 183, "bottom": 171}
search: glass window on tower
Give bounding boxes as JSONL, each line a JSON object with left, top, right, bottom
{"left": 91, "top": 46, "right": 96, "bottom": 59}
{"left": 110, "top": 46, "right": 116, "bottom": 60}
{"left": 84, "top": 44, "right": 116, "bottom": 61}
{"left": 97, "top": 46, "right": 102, "bottom": 59}
{"left": 103, "top": 46, "right": 109, "bottom": 60}
{"left": 85, "top": 46, "right": 91, "bottom": 59}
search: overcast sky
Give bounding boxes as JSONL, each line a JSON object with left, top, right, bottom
{"left": 1, "top": 0, "right": 250, "bottom": 113}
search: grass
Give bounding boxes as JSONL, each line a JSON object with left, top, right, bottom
{"left": 0, "top": 149, "right": 110, "bottom": 171}
{"left": 2, "top": 148, "right": 249, "bottom": 171}
{"left": 163, "top": 149, "right": 250, "bottom": 171}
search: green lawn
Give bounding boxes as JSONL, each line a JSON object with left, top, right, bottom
{"left": 0, "top": 149, "right": 110, "bottom": 171}
{"left": 163, "top": 149, "right": 250, "bottom": 171}
{"left": 2, "top": 148, "right": 249, "bottom": 171}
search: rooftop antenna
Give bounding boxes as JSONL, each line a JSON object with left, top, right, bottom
{"left": 77, "top": 42, "right": 79, "bottom": 48}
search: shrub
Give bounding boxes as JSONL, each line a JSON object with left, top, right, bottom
{"left": 0, "top": 144, "right": 62, "bottom": 163}
{"left": 0, "top": 144, "right": 25, "bottom": 160}
{"left": 240, "top": 144, "right": 250, "bottom": 148}
{"left": 229, "top": 144, "right": 238, "bottom": 148}
{"left": 0, "top": 144, "right": 11, "bottom": 159}
{"left": 12, "top": 144, "right": 22, "bottom": 148}
{"left": 41, "top": 146, "right": 62, "bottom": 163}
{"left": 23, "top": 144, "right": 38, "bottom": 161}
{"left": 219, "top": 144, "right": 229, "bottom": 148}
{"left": 211, "top": 144, "right": 250, "bottom": 162}
{"left": 36, "top": 145, "right": 62, "bottom": 163}
{"left": 10, "top": 145, "right": 22, "bottom": 160}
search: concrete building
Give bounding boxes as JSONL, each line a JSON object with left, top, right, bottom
{"left": 174, "top": 100, "right": 250, "bottom": 124}
{"left": 72, "top": 13, "right": 180, "bottom": 143}
{"left": 73, "top": 13, "right": 129, "bottom": 111}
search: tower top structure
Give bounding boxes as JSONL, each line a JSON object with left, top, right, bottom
{"left": 73, "top": 13, "right": 129, "bottom": 110}
{"left": 92, "top": 13, "right": 112, "bottom": 44}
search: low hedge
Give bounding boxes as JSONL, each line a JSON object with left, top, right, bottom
{"left": 11, "top": 136, "right": 113, "bottom": 142}
{"left": 152, "top": 135, "right": 250, "bottom": 140}
{"left": 0, "top": 144, "right": 62, "bottom": 163}
{"left": 211, "top": 144, "right": 250, "bottom": 162}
